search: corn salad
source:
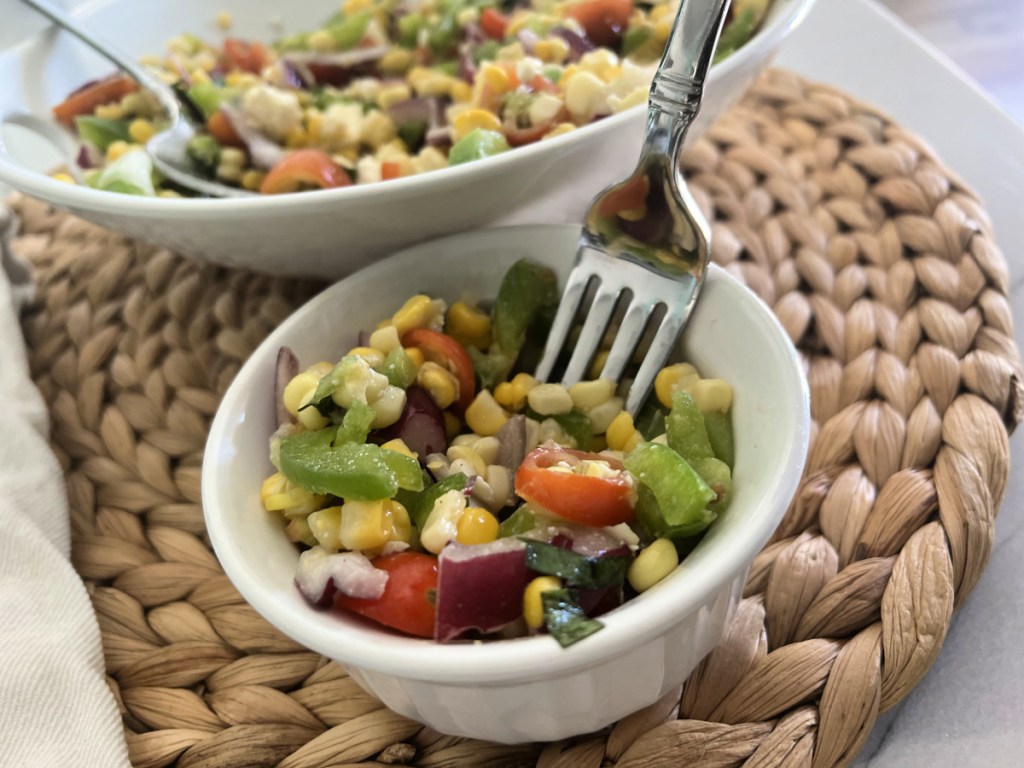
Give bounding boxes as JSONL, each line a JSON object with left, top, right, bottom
{"left": 264, "top": 258, "right": 736, "bottom": 647}
{"left": 51, "top": 0, "right": 771, "bottom": 195}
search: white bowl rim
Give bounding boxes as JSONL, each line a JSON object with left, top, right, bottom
{"left": 0, "top": 0, "right": 815, "bottom": 214}
{"left": 202, "top": 223, "right": 811, "bottom": 685}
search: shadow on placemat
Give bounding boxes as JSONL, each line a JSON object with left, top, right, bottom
{"left": 11, "top": 69, "right": 1023, "bottom": 768}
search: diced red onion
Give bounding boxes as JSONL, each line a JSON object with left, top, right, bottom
{"left": 278, "top": 59, "right": 310, "bottom": 89}
{"left": 517, "top": 29, "right": 540, "bottom": 56}
{"left": 436, "top": 538, "right": 529, "bottom": 642}
{"left": 496, "top": 415, "right": 527, "bottom": 476}
{"left": 76, "top": 143, "right": 101, "bottom": 170}
{"left": 577, "top": 585, "right": 623, "bottom": 617}
{"left": 370, "top": 385, "right": 448, "bottom": 457}
{"left": 274, "top": 346, "right": 299, "bottom": 428}
{"left": 553, "top": 26, "right": 595, "bottom": 61}
{"left": 220, "top": 103, "right": 285, "bottom": 170}
{"left": 282, "top": 47, "right": 387, "bottom": 87}
{"left": 295, "top": 547, "right": 389, "bottom": 608}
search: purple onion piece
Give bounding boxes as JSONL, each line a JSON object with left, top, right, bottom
{"left": 553, "top": 26, "right": 595, "bottom": 61}
{"left": 295, "top": 548, "right": 389, "bottom": 608}
{"left": 578, "top": 585, "right": 623, "bottom": 617}
{"left": 278, "top": 59, "right": 309, "bottom": 89}
{"left": 425, "top": 126, "right": 452, "bottom": 147}
{"left": 517, "top": 29, "right": 540, "bottom": 56}
{"left": 458, "top": 45, "right": 478, "bottom": 84}
{"left": 357, "top": 329, "right": 372, "bottom": 347}
{"left": 496, "top": 415, "right": 527, "bottom": 477}
{"left": 220, "top": 103, "right": 285, "bottom": 170}
{"left": 274, "top": 346, "right": 300, "bottom": 428}
{"left": 370, "top": 385, "right": 448, "bottom": 457}
{"left": 436, "top": 538, "right": 529, "bottom": 642}
{"left": 282, "top": 47, "right": 387, "bottom": 87}
{"left": 76, "top": 143, "right": 101, "bottom": 170}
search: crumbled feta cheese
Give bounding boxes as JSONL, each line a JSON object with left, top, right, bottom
{"left": 242, "top": 85, "right": 303, "bottom": 141}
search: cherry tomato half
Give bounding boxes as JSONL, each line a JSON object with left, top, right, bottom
{"left": 207, "top": 111, "right": 245, "bottom": 148}
{"left": 515, "top": 445, "right": 637, "bottom": 526}
{"left": 480, "top": 8, "right": 510, "bottom": 40}
{"left": 260, "top": 149, "right": 352, "bottom": 195}
{"left": 401, "top": 328, "right": 475, "bottom": 412}
{"left": 223, "top": 38, "right": 270, "bottom": 74}
{"left": 52, "top": 74, "right": 138, "bottom": 127}
{"left": 381, "top": 160, "right": 402, "bottom": 181}
{"left": 566, "top": 0, "right": 634, "bottom": 48}
{"left": 333, "top": 552, "right": 438, "bottom": 638}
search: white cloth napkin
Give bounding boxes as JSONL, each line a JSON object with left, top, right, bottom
{"left": 0, "top": 205, "right": 131, "bottom": 768}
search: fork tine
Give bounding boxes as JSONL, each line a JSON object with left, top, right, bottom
{"left": 534, "top": 267, "right": 591, "bottom": 382}
{"left": 624, "top": 309, "right": 686, "bottom": 415}
{"left": 599, "top": 298, "right": 649, "bottom": 383}
{"left": 561, "top": 283, "right": 620, "bottom": 386}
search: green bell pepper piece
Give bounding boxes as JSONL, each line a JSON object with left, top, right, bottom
{"left": 279, "top": 430, "right": 400, "bottom": 500}
{"left": 397, "top": 13, "right": 426, "bottom": 48}
{"left": 701, "top": 410, "right": 734, "bottom": 468}
{"left": 624, "top": 441, "right": 716, "bottom": 540}
{"left": 186, "top": 82, "right": 223, "bottom": 119}
{"left": 666, "top": 390, "right": 714, "bottom": 462}
{"left": 467, "top": 347, "right": 515, "bottom": 391}
{"left": 186, "top": 134, "right": 221, "bottom": 175}
{"left": 94, "top": 149, "right": 155, "bottom": 196}
{"left": 473, "top": 40, "right": 501, "bottom": 64}
{"left": 499, "top": 505, "right": 549, "bottom": 538}
{"left": 448, "top": 129, "right": 510, "bottom": 166}
{"left": 328, "top": 10, "right": 374, "bottom": 50}
{"left": 334, "top": 401, "right": 375, "bottom": 445}
{"left": 526, "top": 407, "right": 593, "bottom": 451}
{"left": 634, "top": 399, "right": 667, "bottom": 441}
{"left": 411, "top": 472, "right": 469, "bottom": 529}
{"left": 689, "top": 457, "right": 732, "bottom": 516}
{"left": 74, "top": 116, "right": 130, "bottom": 152}
{"left": 621, "top": 25, "right": 653, "bottom": 56}
{"left": 493, "top": 259, "right": 559, "bottom": 355}
{"left": 375, "top": 346, "right": 418, "bottom": 389}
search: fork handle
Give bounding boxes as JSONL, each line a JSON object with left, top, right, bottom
{"left": 649, "top": 0, "right": 732, "bottom": 120}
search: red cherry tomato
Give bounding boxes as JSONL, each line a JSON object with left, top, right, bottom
{"left": 223, "top": 38, "right": 270, "bottom": 74}
{"left": 52, "top": 74, "right": 138, "bottom": 127}
{"left": 206, "top": 111, "right": 245, "bottom": 148}
{"left": 503, "top": 121, "right": 554, "bottom": 147}
{"left": 401, "top": 328, "right": 476, "bottom": 412}
{"left": 260, "top": 149, "right": 352, "bottom": 195}
{"left": 334, "top": 552, "right": 438, "bottom": 638}
{"left": 515, "top": 445, "right": 637, "bottom": 526}
{"left": 480, "top": 8, "right": 510, "bottom": 40}
{"left": 566, "top": 0, "right": 634, "bottom": 47}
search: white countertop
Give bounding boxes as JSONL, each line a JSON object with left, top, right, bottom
{"left": 776, "top": 1, "right": 1024, "bottom": 765}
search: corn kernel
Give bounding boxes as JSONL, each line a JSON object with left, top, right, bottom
{"left": 588, "top": 396, "right": 625, "bottom": 434}
{"left": 477, "top": 62, "right": 510, "bottom": 94}
{"left": 224, "top": 70, "right": 260, "bottom": 88}
{"left": 493, "top": 372, "right": 538, "bottom": 412}
{"left": 534, "top": 37, "right": 571, "bottom": 63}
{"left": 94, "top": 103, "right": 124, "bottom": 120}
{"left": 240, "top": 169, "right": 266, "bottom": 191}
{"left": 418, "top": 361, "right": 459, "bottom": 410}
{"left": 296, "top": 389, "right": 330, "bottom": 430}
{"left": 285, "top": 124, "right": 308, "bottom": 148}
{"left": 564, "top": 71, "right": 605, "bottom": 122}
{"left": 654, "top": 16, "right": 673, "bottom": 44}
{"left": 450, "top": 81, "right": 473, "bottom": 103}
{"left": 456, "top": 506, "right": 499, "bottom": 545}
{"left": 447, "top": 445, "right": 487, "bottom": 478}
{"left": 686, "top": 378, "right": 733, "bottom": 413}
{"left": 475, "top": 436, "right": 501, "bottom": 465}
{"left": 216, "top": 11, "right": 233, "bottom": 30}
{"left": 623, "top": 429, "right": 644, "bottom": 453}
{"left": 285, "top": 517, "right": 317, "bottom": 546}
{"left": 377, "top": 83, "right": 413, "bottom": 110}
{"left": 261, "top": 472, "right": 288, "bottom": 504}
{"left": 105, "top": 141, "right": 136, "bottom": 162}
{"left": 655, "top": 363, "right": 699, "bottom": 409}
{"left": 157, "top": 190, "right": 182, "bottom": 198}
{"left": 527, "top": 383, "right": 574, "bottom": 416}
{"left": 404, "top": 346, "right": 425, "bottom": 369}
{"left": 308, "top": 29, "right": 336, "bottom": 53}
{"left": 368, "top": 324, "right": 401, "bottom": 354}
{"left": 628, "top": 537, "right": 679, "bottom": 592}
{"left": 344, "top": 346, "right": 385, "bottom": 368}
{"left": 420, "top": 489, "right": 467, "bottom": 554}
{"left": 444, "top": 411, "right": 461, "bottom": 439}
{"left": 523, "top": 575, "right": 562, "bottom": 629}
{"left": 447, "top": 301, "right": 492, "bottom": 349}
{"left": 308, "top": 506, "right": 343, "bottom": 550}
{"left": 568, "top": 379, "right": 616, "bottom": 412}
{"left": 340, "top": 500, "right": 386, "bottom": 552}
{"left": 649, "top": 4, "right": 673, "bottom": 23}
{"left": 282, "top": 372, "right": 319, "bottom": 416}
{"left": 392, "top": 295, "right": 435, "bottom": 334}
{"left": 378, "top": 47, "right": 414, "bottom": 74}
{"left": 465, "top": 390, "right": 510, "bottom": 436}
{"left": 452, "top": 108, "right": 503, "bottom": 142}
{"left": 344, "top": 0, "right": 372, "bottom": 13}
{"left": 606, "top": 410, "right": 636, "bottom": 451}
{"left": 381, "top": 438, "right": 417, "bottom": 459}
{"left": 50, "top": 172, "right": 76, "bottom": 184}
{"left": 371, "top": 385, "right": 407, "bottom": 428}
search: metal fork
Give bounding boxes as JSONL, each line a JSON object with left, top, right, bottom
{"left": 535, "top": 0, "right": 731, "bottom": 415}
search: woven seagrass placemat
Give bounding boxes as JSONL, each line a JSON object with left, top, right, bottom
{"left": 12, "top": 68, "right": 1023, "bottom": 768}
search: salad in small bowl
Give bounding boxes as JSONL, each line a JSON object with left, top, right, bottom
{"left": 202, "top": 224, "right": 810, "bottom": 742}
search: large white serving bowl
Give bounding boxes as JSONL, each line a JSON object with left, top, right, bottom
{"left": 202, "top": 224, "right": 811, "bottom": 743}
{"left": 0, "top": 0, "right": 815, "bottom": 278}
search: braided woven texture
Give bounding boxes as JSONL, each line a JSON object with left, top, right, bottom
{"left": 13, "top": 69, "right": 1022, "bottom": 768}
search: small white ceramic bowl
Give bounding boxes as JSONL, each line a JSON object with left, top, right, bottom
{"left": 0, "top": 0, "right": 815, "bottom": 278}
{"left": 202, "top": 224, "right": 810, "bottom": 743}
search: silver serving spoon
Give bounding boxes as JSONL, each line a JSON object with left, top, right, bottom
{"left": 23, "top": 0, "right": 254, "bottom": 198}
